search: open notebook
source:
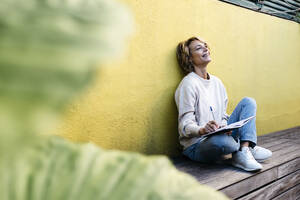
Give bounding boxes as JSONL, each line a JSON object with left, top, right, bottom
{"left": 204, "top": 115, "right": 256, "bottom": 137}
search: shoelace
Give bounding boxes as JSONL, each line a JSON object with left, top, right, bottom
{"left": 251, "top": 147, "right": 259, "bottom": 155}
{"left": 245, "top": 148, "right": 255, "bottom": 159}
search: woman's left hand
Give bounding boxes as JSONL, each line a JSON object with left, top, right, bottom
{"left": 219, "top": 125, "right": 232, "bottom": 136}
{"left": 225, "top": 130, "right": 233, "bottom": 136}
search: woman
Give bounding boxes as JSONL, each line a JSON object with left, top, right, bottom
{"left": 175, "top": 36, "right": 272, "bottom": 171}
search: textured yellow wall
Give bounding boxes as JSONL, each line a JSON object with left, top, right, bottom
{"left": 58, "top": 0, "right": 300, "bottom": 156}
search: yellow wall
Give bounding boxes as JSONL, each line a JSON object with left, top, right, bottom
{"left": 58, "top": 0, "right": 300, "bottom": 156}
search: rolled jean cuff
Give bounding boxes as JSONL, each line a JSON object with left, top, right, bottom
{"left": 239, "top": 133, "right": 257, "bottom": 147}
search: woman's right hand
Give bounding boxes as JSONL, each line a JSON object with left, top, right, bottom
{"left": 200, "top": 121, "right": 219, "bottom": 135}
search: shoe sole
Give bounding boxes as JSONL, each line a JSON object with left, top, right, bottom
{"left": 255, "top": 156, "right": 272, "bottom": 163}
{"left": 256, "top": 159, "right": 268, "bottom": 163}
{"left": 232, "top": 162, "right": 262, "bottom": 172}
{"left": 252, "top": 152, "right": 272, "bottom": 163}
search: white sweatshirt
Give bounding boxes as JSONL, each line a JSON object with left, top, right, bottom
{"left": 174, "top": 72, "right": 229, "bottom": 150}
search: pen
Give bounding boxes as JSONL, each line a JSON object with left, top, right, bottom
{"left": 210, "top": 106, "right": 216, "bottom": 121}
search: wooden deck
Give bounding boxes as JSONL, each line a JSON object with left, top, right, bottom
{"left": 170, "top": 126, "right": 300, "bottom": 200}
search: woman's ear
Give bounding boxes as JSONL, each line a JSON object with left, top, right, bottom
{"left": 189, "top": 57, "right": 193, "bottom": 65}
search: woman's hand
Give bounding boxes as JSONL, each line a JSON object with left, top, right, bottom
{"left": 204, "top": 120, "right": 219, "bottom": 133}
{"left": 220, "top": 125, "right": 232, "bottom": 136}
{"left": 199, "top": 121, "right": 219, "bottom": 136}
{"left": 225, "top": 130, "right": 233, "bottom": 136}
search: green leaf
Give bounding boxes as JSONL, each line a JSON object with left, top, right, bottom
{"left": 0, "top": 136, "right": 229, "bottom": 200}
{"left": 0, "top": 0, "right": 133, "bottom": 158}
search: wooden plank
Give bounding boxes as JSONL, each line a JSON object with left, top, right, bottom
{"left": 258, "top": 131, "right": 296, "bottom": 142}
{"left": 200, "top": 166, "right": 252, "bottom": 186}
{"left": 220, "top": 168, "right": 278, "bottom": 199}
{"left": 258, "top": 132, "right": 297, "bottom": 142}
{"left": 278, "top": 157, "right": 300, "bottom": 178}
{"left": 203, "top": 145, "right": 300, "bottom": 189}
{"left": 275, "top": 129, "right": 300, "bottom": 137}
{"left": 258, "top": 133, "right": 300, "bottom": 148}
{"left": 259, "top": 128, "right": 296, "bottom": 139}
{"left": 258, "top": 128, "right": 300, "bottom": 143}
{"left": 185, "top": 165, "right": 231, "bottom": 183}
{"left": 268, "top": 141, "right": 299, "bottom": 152}
{"left": 237, "top": 170, "right": 300, "bottom": 200}
{"left": 272, "top": 184, "right": 300, "bottom": 200}
{"left": 262, "top": 145, "right": 300, "bottom": 170}
{"left": 259, "top": 138, "right": 291, "bottom": 150}
{"left": 174, "top": 161, "right": 230, "bottom": 182}
{"left": 221, "top": 157, "right": 300, "bottom": 199}
{"left": 278, "top": 133, "right": 300, "bottom": 141}
{"left": 258, "top": 126, "right": 300, "bottom": 141}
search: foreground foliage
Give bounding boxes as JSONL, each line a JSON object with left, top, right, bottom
{"left": 1, "top": 136, "right": 228, "bottom": 200}
{"left": 0, "top": 0, "right": 228, "bottom": 199}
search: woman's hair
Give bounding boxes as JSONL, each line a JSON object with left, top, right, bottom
{"left": 176, "top": 36, "right": 210, "bottom": 74}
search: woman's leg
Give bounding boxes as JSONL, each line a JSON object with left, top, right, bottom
{"left": 183, "top": 134, "right": 240, "bottom": 163}
{"left": 227, "top": 97, "right": 257, "bottom": 147}
{"left": 227, "top": 97, "right": 264, "bottom": 171}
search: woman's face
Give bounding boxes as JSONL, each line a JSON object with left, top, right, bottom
{"left": 189, "top": 40, "right": 211, "bottom": 67}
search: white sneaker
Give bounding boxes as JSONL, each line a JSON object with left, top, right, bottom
{"left": 232, "top": 147, "right": 262, "bottom": 172}
{"left": 250, "top": 146, "right": 272, "bottom": 162}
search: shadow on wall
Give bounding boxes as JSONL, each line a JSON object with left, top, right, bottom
{"left": 144, "top": 49, "right": 185, "bottom": 157}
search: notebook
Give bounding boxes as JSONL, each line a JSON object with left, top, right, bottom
{"left": 204, "top": 115, "right": 256, "bottom": 137}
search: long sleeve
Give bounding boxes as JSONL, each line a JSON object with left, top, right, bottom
{"left": 221, "top": 84, "right": 229, "bottom": 127}
{"left": 175, "top": 83, "right": 201, "bottom": 138}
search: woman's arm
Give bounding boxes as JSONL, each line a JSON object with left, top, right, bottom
{"left": 175, "top": 83, "right": 218, "bottom": 138}
{"left": 175, "top": 83, "right": 201, "bottom": 138}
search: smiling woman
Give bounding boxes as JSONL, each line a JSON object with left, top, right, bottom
{"left": 174, "top": 36, "right": 272, "bottom": 172}
{"left": 189, "top": 40, "right": 212, "bottom": 69}
{"left": 176, "top": 37, "right": 211, "bottom": 75}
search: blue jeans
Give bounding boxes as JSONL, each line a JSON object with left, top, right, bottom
{"left": 182, "top": 97, "right": 257, "bottom": 163}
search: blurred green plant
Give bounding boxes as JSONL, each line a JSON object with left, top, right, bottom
{"left": 0, "top": 0, "right": 132, "bottom": 157}
{"left": 0, "top": 0, "right": 229, "bottom": 199}
{"left": 0, "top": 136, "right": 228, "bottom": 200}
